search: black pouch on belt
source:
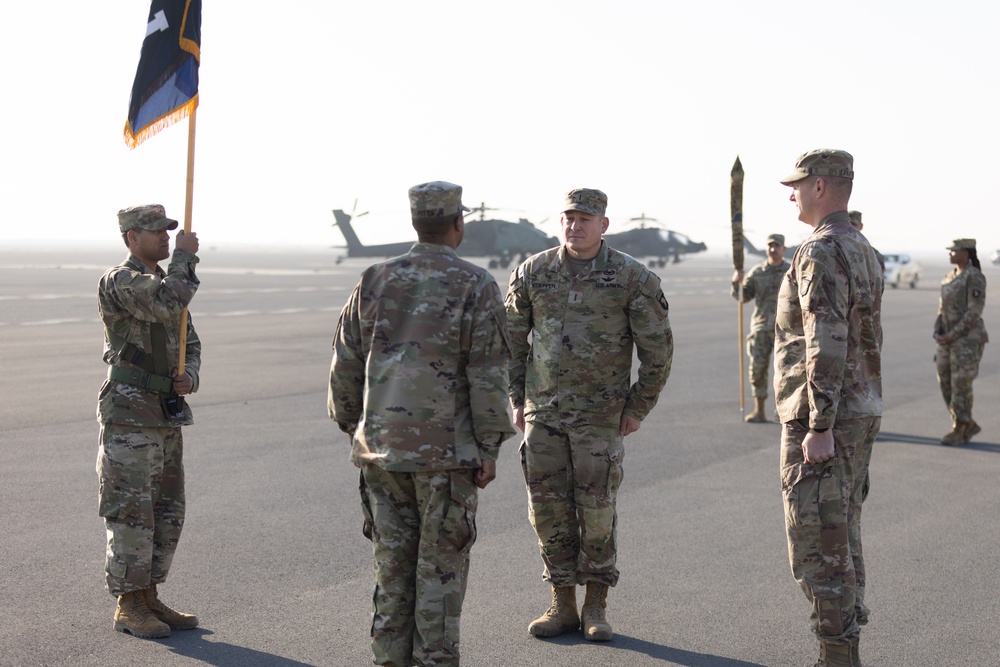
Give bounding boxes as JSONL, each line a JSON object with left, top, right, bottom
{"left": 161, "top": 395, "right": 187, "bottom": 421}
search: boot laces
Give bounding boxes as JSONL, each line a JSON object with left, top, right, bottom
{"left": 126, "top": 592, "right": 155, "bottom": 621}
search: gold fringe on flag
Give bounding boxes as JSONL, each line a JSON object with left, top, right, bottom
{"left": 123, "top": 94, "right": 199, "bottom": 150}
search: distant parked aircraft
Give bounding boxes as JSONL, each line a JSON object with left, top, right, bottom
{"left": 331, "top": 202, "right": 558, "bottom": 268}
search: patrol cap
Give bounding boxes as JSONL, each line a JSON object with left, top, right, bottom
{"left": 563, "top": 188, "right": 608, "bottom": 217}
{"left": 780, "top": 149, "right": 854, "bottom": 185}
{"left": 117, "top": 204, "right": 178, "bottom": 232}
{"left": 947, "top": 238, "right": 976, "bottom": 250}
{"left": 408, "top": 181, "right": 470, "bottom": 219}
{"left": 766, "top": 234, "right": 785, "bottom": 246}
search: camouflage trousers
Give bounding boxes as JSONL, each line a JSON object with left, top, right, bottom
{"left": 520, "top": 421, "right": 623, "bottom": 588}
{"left": 745, "top": 327, "right": 775, "bottom": 398}
{"left": 96, "top": 423, "right": 185, "bottom": 597}
{"left": 935, "top": 338, "right": 985, "bottom": 423}
{"left": 360, "top": 464, "right": 479, "bottom": 667}
{"left": 780, "top": 417, "right": 879, "bottom": 644}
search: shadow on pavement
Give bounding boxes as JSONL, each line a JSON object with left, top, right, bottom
{"left": 533, "top": 633, "right": 766, "bottom": 666}
{"left": 164, "top": 629, "right": 319, "bottom": 667}
{"left": 877, "top": 431, "right": 1000, "bottom": 453}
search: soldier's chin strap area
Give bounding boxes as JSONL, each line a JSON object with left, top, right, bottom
{"left": 105, "top": 322, "right": 174, "bottom": 395}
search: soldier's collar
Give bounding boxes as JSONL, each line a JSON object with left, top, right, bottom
{"left": 557, "top": 241, "right": 608, "bottom": 273}
{"left": 411, "top": 242, "right": 458, "bottom": 257}
{"left": 816, "top": 210, "right": 851, "bottom": 231}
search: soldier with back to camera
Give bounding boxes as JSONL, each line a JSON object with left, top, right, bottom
{"left": 329, "top": 181, "right": 514, "bottom": 667}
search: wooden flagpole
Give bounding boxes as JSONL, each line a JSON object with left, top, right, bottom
{"left": 730, "top": 157, "right": 746, "bottom": 417}
{"left": 177, "top": 106, "right": 197, "bottom": 373}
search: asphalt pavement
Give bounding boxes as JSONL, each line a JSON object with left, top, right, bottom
{"left": 1, "top": 246, "right": 997, "bottom": 667}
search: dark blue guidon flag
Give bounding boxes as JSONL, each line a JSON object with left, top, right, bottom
{"left": 124, "top": 0, "right": 201, "bottom": 148}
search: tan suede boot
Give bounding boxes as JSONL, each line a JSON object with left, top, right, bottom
{"left": 812, "top": 639, "right": 857, "bottom": 666}
{"left": 744, "top": 397, "right": 767, "bottom": 423}
{"left": 580, "top": 582, "right": 613, "bottom": 641}
{"left": 142, "top": 586, "right": 199, "bottom": 630}
{"left": 962, "top": 419, "right": 981, "bottom": 443}
{"left": 941, "top": 423, "right": 965, "bottom": 446}
{"left": 528, "top": 585, "right": 579, "bottom": 637}
{"left": 113, "top": 591, "right": 171, "bottom": 638}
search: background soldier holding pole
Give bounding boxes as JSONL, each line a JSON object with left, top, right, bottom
{"left": 731, "top": 234, "right": 790, "bottom": 422}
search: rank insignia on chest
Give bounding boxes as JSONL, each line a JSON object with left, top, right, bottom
{"left": 568, "top": 290, "right": 583, "bottom": 304}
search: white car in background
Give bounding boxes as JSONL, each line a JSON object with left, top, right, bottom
{"left": 991, "top": 249, "right": 1000, "bottom": 265}
{"left": 883, "top": 253, "right": 922, "bottom": 289}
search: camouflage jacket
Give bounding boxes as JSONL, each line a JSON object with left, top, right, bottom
{"left": 731, "top": 259, "right": 791, "bottom": 332}
{"left": 97, "top": 251, "right": 201, "bottom": 427}
{"left": 506, "top": 241, "right": 673, "bottom": 430}
{"left": 329, "top": 243, "right": 515, "bottom": 472}
{"left": 935, "top": 265, "right": 988, "bottom": 343}
{"left": 774, "top": 212, "right": 883, "bottom": 428}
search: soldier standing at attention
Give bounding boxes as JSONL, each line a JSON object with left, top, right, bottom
{"left": 97, "top": 205, "right": 201, "bottom": 639}
{"left": 775, "top": 150, "right": 882, "bottom": 667}
{"left": 329, "top": 181, "right": 515, "bottom": 667}
{"left": 934, "top": 238, "right": 988, "bottom": 445}
{"left": 506, "top": 188, "right": 672, "bottom": 642}
{"left": 731, "top": 233, "right": 790, "bottom": 422}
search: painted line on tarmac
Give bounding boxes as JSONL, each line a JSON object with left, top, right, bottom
{"left": 0, "top": 286, "right": 350, "bottom": 303}
{"left": 5, "top": 306, "right": 345, "bottom": 327}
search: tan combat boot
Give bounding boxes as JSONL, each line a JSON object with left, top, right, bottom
{"left": 113, "top": 590, "right": 171, "bottom": 638}
{"left": 940, "top": 422, "right": 965, "bottom": 446}
{"left": 812, "top": 639, "right": 857, "bottom": 666}
{"left": 962, "top": 419, "right": 981, "bottom": 443}
{"left": 744, "top": 397, "right": 767, "bottom": 423}
{"left": 580, "top": 582, "right": 613, "bottom": 641}
{"left": 528, "top": 585, "right": 579, "bottom": 637}
{"left": 142, "top": 585, "right": 199, "bottom": 629}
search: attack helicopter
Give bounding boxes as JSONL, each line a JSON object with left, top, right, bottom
{"left": 603, "top": 214, "right": 707, "bottom": 267}
{"left": 331, "top": 202, "right": 558, "bottom": 268}
{"left": 742, "top": 234, "right": 798, "bottom": 260}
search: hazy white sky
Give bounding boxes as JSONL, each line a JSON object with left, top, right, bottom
{"left": 2, "top": 1, "right": 997, "bottom": 255}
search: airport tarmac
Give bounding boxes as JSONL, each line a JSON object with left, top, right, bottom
{"left": 1, "top": 246, "right": 998, "bottom": 667}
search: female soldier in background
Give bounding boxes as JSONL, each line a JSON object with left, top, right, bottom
{"left": 934, "top": 239, "right": 988, "bottom": 445}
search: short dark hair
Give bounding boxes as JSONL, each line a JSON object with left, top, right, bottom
{"left": 412, "top": 213, "right": 460, "bottom": 235}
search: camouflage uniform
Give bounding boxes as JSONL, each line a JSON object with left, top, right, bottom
{"left": 731, "top": 258, "right": 790, "bottom": 398}
{"left": 329, "top": 182, "right": 514, "bottom": 667}
{"left": 506, "top": 239, "right": 672, "bottom": 588}
{"left": 96, "top": 215, "right": 201, "bottom": 598}
{"left": 774, "top": 210, "right": 883, "bottom": 645}
{"left": 934, "top": 264, "right": 988, "bottom": 423}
